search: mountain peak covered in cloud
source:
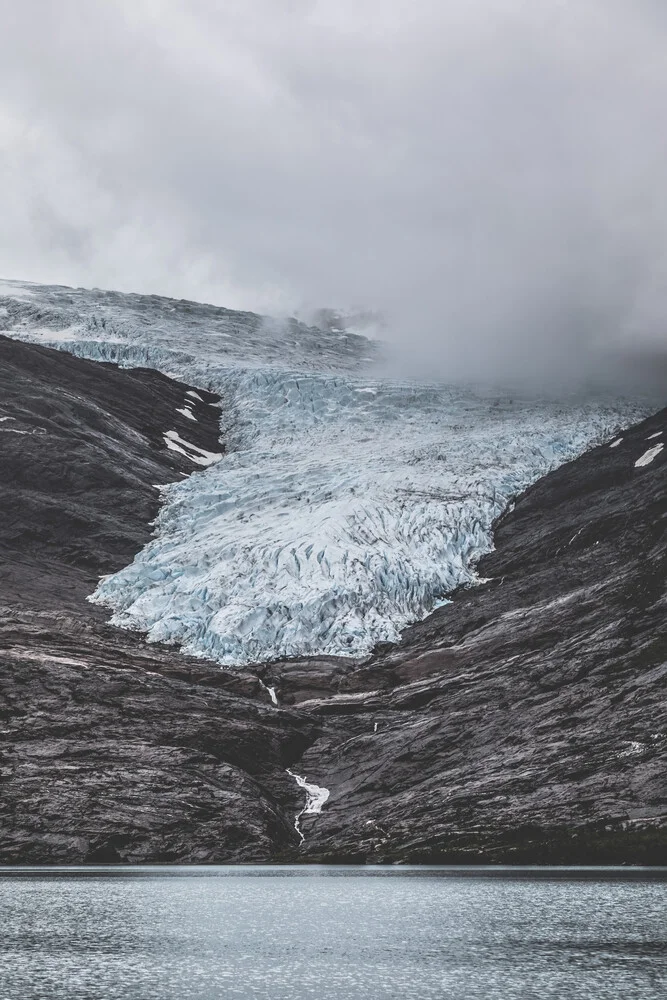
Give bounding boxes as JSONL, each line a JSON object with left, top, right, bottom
{"left": 2, "top": 1, "right": 667, "bottom": 381}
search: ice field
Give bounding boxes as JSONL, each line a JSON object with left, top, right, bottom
{"left": 0, "top": 279, "right": 648, "bottom": 665}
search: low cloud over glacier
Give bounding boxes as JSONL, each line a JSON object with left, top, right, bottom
{"left": 0, "top": 280, "right": 649, "bottom": 665}
{"left": 2, "top": 2, "right": 667, "bottom": 382}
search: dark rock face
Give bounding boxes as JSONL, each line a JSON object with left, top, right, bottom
{"left": 0, "top": 336, "right": 316, "bottom": 863}
{"left": 0, "top": 334, "right": 222, "bottom": 610}
{"left": 0, "top": 335, "right": 665, "bottom": 864}
{"left": 289, "top": 414, "right": 667, "bottom": 863}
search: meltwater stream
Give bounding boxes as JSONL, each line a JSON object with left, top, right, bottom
{"left": 1, "top": 867, "right": 665, "bottom": 1000}
{"left": 0, "top": 279, "right": 650, "bottom": 665}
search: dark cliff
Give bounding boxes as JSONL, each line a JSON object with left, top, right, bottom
{"left": 0, "top": 336, "right": 665, "bottom": 864}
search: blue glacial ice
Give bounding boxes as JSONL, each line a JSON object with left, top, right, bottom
{"left": 0, "top": 279, "right": 649, "bottom": 666}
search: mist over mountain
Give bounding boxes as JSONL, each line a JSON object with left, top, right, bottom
{"left": 3, "top": 1, "right": 667, "bottom": 384}
{"left": 1, "top": 277, "right": 649, "bottom": 666}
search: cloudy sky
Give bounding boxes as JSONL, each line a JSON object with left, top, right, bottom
{"left": 2, "top": 1, "right": 667, "bottom": 374}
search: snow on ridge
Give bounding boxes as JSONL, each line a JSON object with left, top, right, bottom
{"left": 635, "top": 443, "right": 664, "bottom": 467}
{"left": 0, "top": 278, "right": 379, "bottom": 377}
{"left": 0, "top": 278, "right": 651, "bottom": 667}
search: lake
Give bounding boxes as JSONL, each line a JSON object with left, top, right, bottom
{"left": 1, "top": 866, "right": 665, "bottom": 999}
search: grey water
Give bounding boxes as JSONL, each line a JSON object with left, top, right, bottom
{"left": 1, "top": 867, "right": 666, "bottom": 999}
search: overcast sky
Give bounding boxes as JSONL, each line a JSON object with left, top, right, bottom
{"left": 2, "top": 1, "right": 667, "bottom": 376}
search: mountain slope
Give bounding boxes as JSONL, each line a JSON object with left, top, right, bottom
{"left": 0, "top": 336, "right": 665, "bottom": 864}
{"left": 0, "top": 336, "right": 314, "bottom": 863}
{"left": 0, "top": 334, "right": 222, "bottom": 610}
{"left": 289, "top": 410, "right": 667, "bottom": 862}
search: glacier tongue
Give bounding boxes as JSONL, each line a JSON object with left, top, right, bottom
{"left": 90, "top": 371, "right": 642, "bottom": 664}
{"left": 0, "top": 278, "right": 649, "bottom": 666}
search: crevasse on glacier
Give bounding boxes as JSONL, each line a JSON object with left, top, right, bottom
{"left": 0, "top": 280, "right": 648, "bottom": 666}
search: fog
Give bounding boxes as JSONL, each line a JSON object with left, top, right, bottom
{"left": 2, "top": 1, "right": 667, "bottom": 381}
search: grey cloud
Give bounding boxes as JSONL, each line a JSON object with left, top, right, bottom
{"left": 2, "top": 1, "right": 667, "bottom": 381}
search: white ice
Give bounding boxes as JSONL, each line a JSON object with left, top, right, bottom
{"left": 0, "top": 278, "right": 651, "bottom": 667}
{"left": 635, "top": 443, "right": 663, "bottom": 467}
{"left": 100, "top": 374, "right": 641, "bottom": 666}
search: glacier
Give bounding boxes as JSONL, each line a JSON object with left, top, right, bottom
{"left": 0, "top": 278, "right": 650, "bottom": 666}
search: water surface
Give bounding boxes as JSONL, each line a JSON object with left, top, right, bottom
{"left": 1, "top": 866, "right": 665, "bottom": 999}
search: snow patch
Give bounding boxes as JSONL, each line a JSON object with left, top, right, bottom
{"left": 609, "top": 437, "right": 623, "bottom": 448}
{"left": 186, "top": 390, "right": 204, "bottom": 401}
{"left": 176, "top": 406, "right": 197, "bottom": 421}
{"left": 163, "top": 430, "right": 222, "bottom": 467}
{"left": 635, "top": 443, "right": 664, "bottom": 468}
{"left": 647, "top": 432, "right": 663, "bottom": 440}
{"left": 568, "top": 526, "right": 585, "bottom": 546}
